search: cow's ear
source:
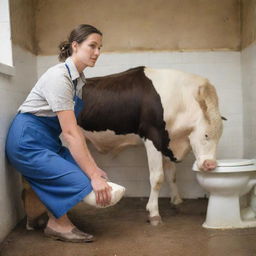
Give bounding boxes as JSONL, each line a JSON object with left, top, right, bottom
{"left": 196, "top": 84, "right": 219, "bottom": 124}
{"left": 221, "top": 116, "right": 227, "bottom": 121}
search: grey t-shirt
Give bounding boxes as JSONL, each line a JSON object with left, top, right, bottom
{"left": 18, "top": 57, "right": 86, "bottom": 117}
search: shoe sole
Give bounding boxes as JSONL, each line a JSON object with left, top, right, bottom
{"left": 45, "top": 233, "right": 95, "bottom": 243}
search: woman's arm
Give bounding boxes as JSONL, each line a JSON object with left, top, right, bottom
{"left": 76, "top": 126, "right": 108, "bottom": 179}
{"left": 57, "top": 110, "right": 111, "bottom": 206}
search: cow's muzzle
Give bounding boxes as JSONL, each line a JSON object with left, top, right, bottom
{"left": 201, "top": 159, "right": 217, "bottom": 171}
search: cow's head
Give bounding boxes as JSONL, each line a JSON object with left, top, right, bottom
{"left": 188, "top": 84, "right": 223, "bottom": 171}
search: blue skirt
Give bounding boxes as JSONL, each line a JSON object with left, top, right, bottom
{"left": 5, "top": 113, "right": 93, "bottom": 218}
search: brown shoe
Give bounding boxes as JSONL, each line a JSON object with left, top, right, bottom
{"left": 44, "top": 226, "right": 94, "bottom": 243}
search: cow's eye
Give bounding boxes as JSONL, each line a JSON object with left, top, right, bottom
{"left": 205, "top": 134, "right": 209, "bottom": 139}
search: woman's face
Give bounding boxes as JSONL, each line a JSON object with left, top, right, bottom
{"left": 72, "top": 33, "right": 103, "bottom": 67}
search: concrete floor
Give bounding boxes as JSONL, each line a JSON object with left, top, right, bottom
{"left": 1, "top": 198, "right": 256, "bottom": 256}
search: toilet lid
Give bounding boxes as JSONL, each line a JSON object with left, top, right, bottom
{"left": 217, "top": 159, "right": 256, "bottom": 167}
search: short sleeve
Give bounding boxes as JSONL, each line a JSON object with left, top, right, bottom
{"left": 41, "top": 70, "right": 75, "bottom": 112}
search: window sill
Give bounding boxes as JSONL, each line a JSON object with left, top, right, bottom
{"left": 0, "top": 63, "right": 15, "bottom": 76}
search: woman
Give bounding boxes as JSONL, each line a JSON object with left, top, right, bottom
{"left": 5, "top": 24, "right": 123, "bottom": 243}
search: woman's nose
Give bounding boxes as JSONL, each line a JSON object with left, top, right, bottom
{"left": 95, "top": 48, "right": 100, "bottom": 56}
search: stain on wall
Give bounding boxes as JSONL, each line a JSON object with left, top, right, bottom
{"left": 241, "top": 0, "right": 256, "bottom": 49}
{"left": 9, "top": 0, "right": 37, "bottom": 54}
{"left": 10, "top": 0, "right": 241, "bottom": 55}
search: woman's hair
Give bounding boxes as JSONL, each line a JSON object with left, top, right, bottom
{"left": 58, "top": 24, "right": 102, "bottom": 62}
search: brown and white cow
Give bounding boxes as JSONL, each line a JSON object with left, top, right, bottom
{"left": 23, "top": 66, "right": 223, "bottom": 227}
{"left": 77, "top": 66, "right": 224, "bottom": 226}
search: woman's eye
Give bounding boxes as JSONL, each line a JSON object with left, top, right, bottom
{"left": 205, "top": 134, "right": 209, "bottom": 139}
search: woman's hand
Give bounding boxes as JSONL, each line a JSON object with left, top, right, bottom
{"left": 91, "top": 174, "right": 112, "bottom": 207}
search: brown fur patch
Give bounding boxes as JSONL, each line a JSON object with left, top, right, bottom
{"left": 80, "top": 66, "right": 177, "bottom": 161}
{"left": 22, "top": 178, "right": 47, "bottom": 219}
{"left": 154, "top": 173, "right": 164, "bottom": 190}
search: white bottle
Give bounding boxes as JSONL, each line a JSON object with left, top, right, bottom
{"left": 83, "top": 182, "right": 126, "bottom": 208}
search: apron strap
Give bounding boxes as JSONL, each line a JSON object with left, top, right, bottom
{"left": 65, "top": 63, "right": 78, "bottom": 93}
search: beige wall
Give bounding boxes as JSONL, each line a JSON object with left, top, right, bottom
{"left": 241, "top": 0, "right": 256, "bottom": 49}
{"left": 9, "top": 0, "right": 36, "bottom": 53}
{"left": 11, "top": 0, "right": 241, "bottom": 55}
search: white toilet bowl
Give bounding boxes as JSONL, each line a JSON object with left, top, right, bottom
{"left": 193, "top": 159, "right": 256, "bottom": 229}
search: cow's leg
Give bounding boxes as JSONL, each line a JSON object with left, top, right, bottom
{"left": 22, "top": 178, "right": 47, "bottom": 230}
{"left": 22, "top": 187, "right": 48, "bottom": 230}
{"left": 162, "top": 157, "right": 183, "bottom": 205}
{"left": 144, "top": 139, "right": 164, "bottom": 226}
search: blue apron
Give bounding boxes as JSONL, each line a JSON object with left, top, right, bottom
{"left": 5, "top": 64, "right": 93, "bottom": 218}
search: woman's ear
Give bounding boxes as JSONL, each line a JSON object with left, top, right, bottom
{"left": 71, "top": 41, "right": 78, "bottom": 53}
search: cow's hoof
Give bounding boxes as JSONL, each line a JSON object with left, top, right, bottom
{"left": 26, "top": 219, "right": 35, "bottom": 231}
{"left": 170, "top": 196, "right": 183, "bottom": 205}
{"left": 147, "top": 215, "right": 163, "bottom": 226}
{"left": 26, "top": 213, "right": 48, "bottom": 231}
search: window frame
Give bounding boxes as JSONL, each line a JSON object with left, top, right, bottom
{"left": 0, "top": 0, "right": 15, "bottom": 76}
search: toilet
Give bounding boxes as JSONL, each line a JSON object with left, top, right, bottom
{"left": 193, "top": 159, "right": 256, "bottom": 229}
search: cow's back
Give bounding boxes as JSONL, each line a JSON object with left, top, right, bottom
{"left": 79, "top": 67, "right": 165, "bottom": 135}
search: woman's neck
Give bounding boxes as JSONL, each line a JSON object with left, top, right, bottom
{"left": 71, "top": 56, "right": 87, "bottom": 73}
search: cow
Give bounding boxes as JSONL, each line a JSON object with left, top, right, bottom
{"left": 23, "top": 66, "right": 224, "bottom": 227}
{"left": 77, "top": 66, "right": 224, "bottom": 225}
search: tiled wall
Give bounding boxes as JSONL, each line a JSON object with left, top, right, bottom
{"left": 0, "top": 46, "right": 37, "bottom": 242}
{"left": 241, "top": 43, "right": 256, "bottom": 157}
{"left": 37, "top": 51, "right": 243, "bottom": 198}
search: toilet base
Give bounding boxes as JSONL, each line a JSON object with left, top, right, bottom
{"left": 193, "top": 159, "right": 256, "bottom": 229}
{"left": 202, "top": 220, "right": 256, "bottom": 229}
{"left": 203, "top": 194, "right": 256, "bottom": 229}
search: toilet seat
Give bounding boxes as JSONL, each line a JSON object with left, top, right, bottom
{"left": 217, "top": 159, "right": 255, "bottom": 167}
{"left": 193, "top": 159, "right": 256, "bottom": 173}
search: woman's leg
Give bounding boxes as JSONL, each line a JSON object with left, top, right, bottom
{"left": 47, "top": 212, "right": 75, "bottom": 232}
{"left": 44, "top": 211, "right": 94, "bottom": 242}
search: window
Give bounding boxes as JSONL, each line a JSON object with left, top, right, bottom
{"left": 0, "top": 0, "right": 14, "bottom": 76}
